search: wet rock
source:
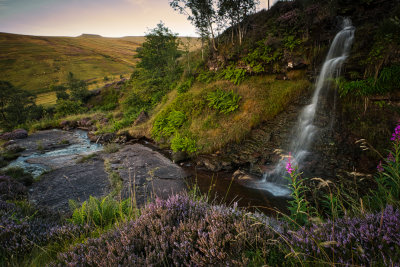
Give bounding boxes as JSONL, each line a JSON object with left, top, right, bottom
{"left": 29, "top": 158, "right": 110, "bottom": 213}
{"left": 134, "top": 111, "right": 149, "bottom": 126}
{"left": 104, "top": 144, "right": 188, "bottom": 206}
{"left": 100, "top": 133, "right": 115, "bottom": 143}
{"left": 172, "top": 151, "right": 189, "bottom": 163}
{"left": 0, "top": 129, "right": 28, "bottom": 140}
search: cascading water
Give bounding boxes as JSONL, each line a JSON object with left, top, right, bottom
{"left": 250, "top": 18, "right": 355, "bottom": 197}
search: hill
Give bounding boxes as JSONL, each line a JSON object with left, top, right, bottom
{"left": 0, "top": 32, "right": 201, "bottom": 100}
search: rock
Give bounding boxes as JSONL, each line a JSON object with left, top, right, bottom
{"left": 104, "top": 144, "right": 188, "bottom": 206}
{"left": 134, "top": 111, "right": 149, "bottom": 126}
{"left": 88, "top": 131, "right": 99, "bottom": 142}
{"left": 172, "top": 151, "right": 189, "bottom": 163}
{"left": 232, "top": 169, "right": 254, "bottom": 181}
{"left": 5, "top": 144, "right": 25, "bottom": 154}
{"left": 2, "top": 140, "right": 16, "bottom": 147}
{"left": 101, "top": 133, "right": 115, "bottom": 143}
{"left": 29, "top": 158, "right": 110, "bottom": 213}
{"left": 0, "top": 129, "right": 28, "bottom": 140}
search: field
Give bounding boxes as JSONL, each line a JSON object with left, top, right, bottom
{"left": 0, "top": 32, "right": 200, "bottom": 104}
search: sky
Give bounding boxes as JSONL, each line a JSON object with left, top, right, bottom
{"left": 0, "top": 0, "right": 278, "bottom": 37}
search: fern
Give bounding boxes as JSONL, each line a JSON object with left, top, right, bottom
{"left": 206, "top": 89, "right": 241, "bottom": 114}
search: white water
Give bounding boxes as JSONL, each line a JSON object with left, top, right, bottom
{"left": 4, "top": 130, "right": 102, "bottom": 177}
{"left": 252, "top": 19, "right": 355, "bottom": 197}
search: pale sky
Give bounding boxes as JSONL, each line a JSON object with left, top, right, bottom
{"left": 0, "top": 0, "right": 278, "bottom": 37}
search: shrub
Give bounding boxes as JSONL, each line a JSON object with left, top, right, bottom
{"left": 285, "top": 205, "right": 400, "bottom": 266}
{"left": 57, "top": 194, "right": 282, "bottom": 266}
{"left": 1, "top": 167, "right": 34, "bottom": 186}
{"left": 152, "top": 110, "right": 186, "bottom": 140}
{"left": 0, "top": 200, "right": 85, "bottom": 261}
{"left": 206, "top": 89, "right": 241, "bottom": 114}
{"left": 170, "top": 133, "right": 197, "bottom": 153}
{"left": 218, "top": 66, "right": 247, "bottom": 85}
{"left": 196, "top": 70, "right": 216, "bottom": 84}
{"left": 0, "top": 176, "right": 27, "bottom": 200}
{"left": 177, "top": 77, "right": 194, "bottom": 94}
{"left": 69, "top": 196, "right": 133, "bottom": 228}
{"left": 55, "top": 99, "right": 86, "bottom": 117}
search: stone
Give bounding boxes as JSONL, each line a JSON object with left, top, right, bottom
{"left": 0, "top": 129, "right": 28, "bottom": 140}
{"left": 134, "top": 111, "right": 149, "bottom": 126}
{"left": 172, "top": 151, "right": 188, "bottom": 163}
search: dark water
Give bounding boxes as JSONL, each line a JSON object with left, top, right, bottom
{"left": 183, "top": 167, "right": 290, "bottom": 216}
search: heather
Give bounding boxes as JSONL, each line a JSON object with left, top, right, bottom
{"left": 56, "top": 194, "right": 284, "bottom": 266}
{"left": 0, "top": 200, "right": 87, "bottom": 265}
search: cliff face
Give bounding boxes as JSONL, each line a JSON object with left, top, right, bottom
{"left": 194, "top": 0, "right": 400, "bottom": 184}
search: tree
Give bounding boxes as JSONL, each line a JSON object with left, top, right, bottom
{"left": 0, "top": 81, "right": 41, "bottom": 131}
{"left": 218, "top": 0, "right": 259, "bottom": 45}
{"left": 135, "top": 22, "right": 181, "bottom": 81}
{"left": 169, "top": 0, "right": 219, "bottom": 51}
{"left": 67, "top": 72, "right": 89, "bottom": 102}
{"left": 50, "top": 84, "right": 69, "bottom": 100}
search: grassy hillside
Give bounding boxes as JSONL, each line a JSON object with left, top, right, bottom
{"left": 0, "top": 32, "right": 201, "bottom": 99}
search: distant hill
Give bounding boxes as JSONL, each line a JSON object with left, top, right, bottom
{"left": 79, "top": 34, "right": 103, "bottom": 38}
{"left": 0, "top": 32, "right": 143, "bottom": 95}
{"left": 0, "top": 32, "right": 201, "bottom": 97}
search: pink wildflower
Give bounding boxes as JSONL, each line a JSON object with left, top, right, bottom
{"left": 286, "top": 152, "right": 294, "bottom": 175}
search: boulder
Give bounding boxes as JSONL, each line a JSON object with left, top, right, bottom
{"left": 0, "top": 129, "right": 28, "bottom": 140}
{"left": 134, "top": 111, "right": 149, "bottom": 126}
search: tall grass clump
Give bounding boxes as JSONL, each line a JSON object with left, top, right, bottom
{"left": 68, "top": 196, "right": 135, "bottom": 228}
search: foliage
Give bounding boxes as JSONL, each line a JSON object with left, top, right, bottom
{"left": 284, "top": 205, "right": 400, "bottom": 266}
{"left": 338, "top": 64, "right": 400, "bottom": 97}
{"left": 283, "top": 35, "right": 301, "bottom": 52}
{"left": 196, "top": 69, "right": 216, "bottom": 83}
{"left": 103, "top": 143, "right": 121, "bottom": 154}
{"left": 206, "top": 88, "right": 241, "bottom": 114}
{"left": 67, "top": 72, "right": 90, "bottom": 102}
{"left": 284, "top": 154, "right": 311, "bottom": 226}
{"left": 0, "top": 176, "right": 27, "bottom": 201}
{"left": 218, "top": 65, "right": 247, "bottom": 85}
{"left": 368, "top": 121, "right": 400, "bottom": 209}
{"left": 0, "top": 200, "right": 85, "bottom": 262}
{"left": 243, "top": 40, "right": 282, "bottom": 73}
{"left": 0, "top": 81, "right": 43, "bottom": 131}
{"left": 135, "top": 22, "right": 181, "bottom": 83}
{"left": 152, "top": 110, "right": 187, "bottom": 140}
{"left": 1, "top": 167, "right": 34, "bottom": 187}
{"left": 57, "top": 194, "right": 282, "bottom": 266}
{"left": 171, "top": 132, "right": 197, "bottom": 153}
{"left": 69, "top": 196, "right": 133, "bottom": 228}
{"left": 177, "top": 77, "right": 194, "bottom": 94}
{"left": 55, "top": 99, "right": 86, "bottom": 117}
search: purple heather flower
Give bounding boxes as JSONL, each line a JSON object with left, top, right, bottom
{"left": 387, "top": 152, "right": 395, "bottom": 163}
{"left": 377, "top": 161, "right": 384, "bottom": 172}
{"left": 286, "top": 152, "right": 294, "bottom": 175}
{"left": 390, "top": 122, "right": 400, "bottom": 142}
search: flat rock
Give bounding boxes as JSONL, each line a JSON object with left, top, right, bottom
{"left": 104, "top": 144, "right": 188, "bottom": 206}
{"left": 29, "top": 158, "right": 110, "bottom": 213}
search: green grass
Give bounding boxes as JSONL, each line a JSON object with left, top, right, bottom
{"left": 130, "top": 72, "right": 310, "bottom": 154}
{"left": 0, "top": 33, "right": 201, "bottom": 105}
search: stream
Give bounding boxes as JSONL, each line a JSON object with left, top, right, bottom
{"left": 4, "top": 129, "right": 288, "bottom": 215}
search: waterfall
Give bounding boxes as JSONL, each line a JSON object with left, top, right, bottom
{"left": 258, "top": 19, "right": 355, "bottom": 197}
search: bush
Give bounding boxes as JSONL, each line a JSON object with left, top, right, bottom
{"left": 206, "top": 89, "right": 241, "bottom": 114}
{"left": 55, "top": 99, "right": 86, "bottom": 117}
{"left": 1, "top": 167, "right": 34, "bottom": 186}
{"left": 170, "top": 133, "right": 197, "bottom": 153}
{"left": 69, "top": 196, "right": 133, "bottom": 228}
{"left": 218, "top": 66, "right": 247, "bottom": 85}
{"left": 152, "top": 110, "right": 186, "bottom": 140}
{"left": 0, "top": 200, "right": 85, "bottom": 261}
{"left": 57, "top": 194, "right": 282, "bottom": 266}
{"left": 284, "top": 205, "right": 400, "bottom": 266}
{"left": 177, "top": 77, "right": 194, "bottom": 94}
